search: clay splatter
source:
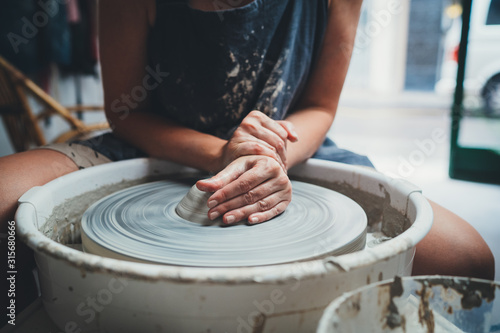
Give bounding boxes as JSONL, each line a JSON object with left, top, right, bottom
{"left": 385, "top": 276, "right": 406, "bottom": 330}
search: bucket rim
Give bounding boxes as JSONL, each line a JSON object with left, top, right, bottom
{"left": 317, "top": 275, "right": 500, "bottom": 332}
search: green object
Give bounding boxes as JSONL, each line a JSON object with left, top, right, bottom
{"left": 449, "top": 0, "right": 500, "bottom": 184}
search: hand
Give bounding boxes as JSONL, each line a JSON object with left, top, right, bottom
{"left": 196, "top": 155, "right": 292, "bottom": 225}
{"left": 220, "top": 111, "right": 298, "bottom": 172}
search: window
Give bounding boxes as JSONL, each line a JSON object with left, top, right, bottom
{"left": 486, "top": 0, "right": 500, "bottom": 25}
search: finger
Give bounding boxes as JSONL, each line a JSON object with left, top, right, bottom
{"left": 251, "top": 127, "right": 288, "bottom": 167}
{"left": 207, "top": 176, "right": 285, "bottom": 219}
{"left": 240, "top": 116, "right": 288, "bottom": 166}
{"left": 196, "top": 159, "right": 249, "bottom": 193}
{"left": 277, "top": 120, "right": 299, "bottom": 142}
{"left": 233, "top": 139, "right": 286, "bottom": 171}
{"left": 247, "top": 201, "right": 290, "bottom": 224}
{"left": 226, "top": 129, "right": 284, "bottom": 168}
{"left": 220, "top": 190, "right": 290, "bottom": 225}
{"left": 207, "top": 158, "right": 281, "bottom": 206}
{"left": 248, "top": 110, "right": 289, "bottom": 142}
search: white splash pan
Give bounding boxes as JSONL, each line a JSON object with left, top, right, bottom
{"left": 15, "top": 158, "right": 433, "bottom": 333}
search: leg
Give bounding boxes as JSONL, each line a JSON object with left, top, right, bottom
{"left": 0, "top": 149, "right": 79, "bottom": 229}
{"left": 0, "top": 149, "right": 78, "bottom": 319}
{"left": 413, "top": 200, "right": 495, "bottom": 280}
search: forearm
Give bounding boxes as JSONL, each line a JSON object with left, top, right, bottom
{"left": 98, "top": 0, "right": 228, "bottom": 173}
{"left": 109, "top": 111, "right": 226, "bottom": 174}
{"left": 298, "top": 0, "right": 363, "bottom": 111}
{"left": 285, "top": 0, "right": 363, "bottom": 168}
{"left": 285, "top": 108, "right": 335, "bottom": 168}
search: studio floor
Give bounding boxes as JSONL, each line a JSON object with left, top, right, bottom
{"left": 333, "top": 89, "right": 500, "bottom": 281}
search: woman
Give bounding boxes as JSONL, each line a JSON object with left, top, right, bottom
{"left": 0, "top": 0, "right": 494, "bottom": 282}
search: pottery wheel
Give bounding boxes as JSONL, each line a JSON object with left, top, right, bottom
{"left": 81, "top": 180, "right": 367, "bottom": 267}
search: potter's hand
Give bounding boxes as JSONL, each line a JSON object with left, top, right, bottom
{"left": 196, "top": 155, "right": 292, "bottom": 225}
{"left": 220, "top": 111, "right": 298, "bottom": 172}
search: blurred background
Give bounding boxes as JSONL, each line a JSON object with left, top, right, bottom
{"left": 0, "top": 0, "right": 499, "bottom": 279}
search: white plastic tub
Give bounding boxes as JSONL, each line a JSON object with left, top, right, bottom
{"left": 15, "top": 158, "right": 433, "bottom": 332}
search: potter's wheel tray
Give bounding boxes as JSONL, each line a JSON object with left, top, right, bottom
{"left": 81, "top": 180, "right": 367, "bottom": 267}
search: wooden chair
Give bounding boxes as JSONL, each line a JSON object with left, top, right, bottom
{"left": 0, "top": 56, "right": 109, "bottom": 153}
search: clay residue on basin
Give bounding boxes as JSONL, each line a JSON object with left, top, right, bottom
{"left": 291, "top": 177, "right": 412, "bottom": 238}
{"left": 42, "top": 174, "right": 201, "bottom": 245}
{"left": 44, "top": 174, "right": 411, "bottom": 252}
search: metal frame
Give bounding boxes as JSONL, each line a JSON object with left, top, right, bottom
{"left": 449, "top": 0, "right": 500, "bottom": 184}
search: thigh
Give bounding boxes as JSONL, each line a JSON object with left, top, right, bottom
{"left": 0, "top": 149, "right": 79, "bottom": 320}
{"left": 0, "top": 149, "right": 79, "bottom": 231}
{"left": 413, "top": 200, "right": 495, "bottom": 280}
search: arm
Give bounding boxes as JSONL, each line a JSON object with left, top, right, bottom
{"left": 99, "top": 0, "right": 225, "bottom": 174}
{"left": 100, "top": 0, "right": 285, "bottom": 174}
{"left": 285, "top": 0, "right": 364, "bottom": 168}
{"left": 198, "top": 0, "right": 365, "bottom": 174}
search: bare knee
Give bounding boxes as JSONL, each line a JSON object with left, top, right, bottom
{"left": 0, "top": 149, "right": 78, "bottom": 230}
{"left": 413, "top": 200, "right": 495, "bottom": 280}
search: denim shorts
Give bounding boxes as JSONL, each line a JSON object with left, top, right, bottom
{"left": 312, "top": 137, "right": 374, "bottom": 168}
{"left": 40, "top": 133, "right": 374, "bottom": 169}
